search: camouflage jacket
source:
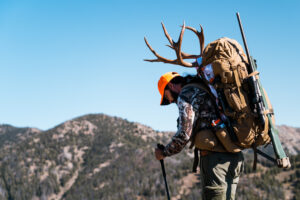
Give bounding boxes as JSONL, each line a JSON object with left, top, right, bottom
{"left": 163, "top": 84, "right": 219, "bottom": 157}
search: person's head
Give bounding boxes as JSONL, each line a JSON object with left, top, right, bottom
{"left": 158, "top": 72, "right": 185, "bottom": 105}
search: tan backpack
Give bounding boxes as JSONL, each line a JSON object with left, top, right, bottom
{"left": 194, "top": 37, "right": 274, "bottom": 152}
{"left": 144, "top": 21, "right": 289, "bottom": 169}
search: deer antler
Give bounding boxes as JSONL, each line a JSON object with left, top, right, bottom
{"left": 186, "top": 25, "right": 205, "bottom": 56}
{"left": 144, "top": 22, "right": 197, "bottom": 68}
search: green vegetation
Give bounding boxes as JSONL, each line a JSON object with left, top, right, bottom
{"left": 0, "top": 114, "right": 299, "bottom": 199}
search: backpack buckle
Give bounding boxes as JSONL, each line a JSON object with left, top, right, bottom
{"left": 211, "top": 119, "right": 221, "bottom": 126}
{"left": 211, "top": 119, "right": 225, "bottom": 129}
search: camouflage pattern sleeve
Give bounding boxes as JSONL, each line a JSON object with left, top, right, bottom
{"left": 163, "top": 96, "right": 195, "bottom": 157}
{"left": 162, "top": 85, "right": 219, "bottom": 157}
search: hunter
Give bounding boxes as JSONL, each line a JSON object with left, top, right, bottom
{"left": 154, "top": 71, "right": 244, "bottom": 200}
{"left": 146, "top": 19, "right": 290, "bottom": 199}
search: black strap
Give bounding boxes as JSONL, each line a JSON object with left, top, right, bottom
{"left": 256, "top": 148, "right": 277, "bottom": 163}
{"left": 192, "top": 148, "right": 200, "bottom": 173}
{"left": 253, "top": 147, "right": 258, "bottom": 171}
{"left": 252, "top": 146, "right": 276, "bottom": 171}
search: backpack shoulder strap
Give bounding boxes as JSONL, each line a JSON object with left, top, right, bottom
{"left": 182, "top": 82, "right": 217, "bottom": 102}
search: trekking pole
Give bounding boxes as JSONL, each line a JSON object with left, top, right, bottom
{"left": 157, "top": 144, "right": 171, "bottom": 200}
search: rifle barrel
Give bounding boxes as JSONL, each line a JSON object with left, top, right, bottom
{"left": 236, "top": 12, "right": 252, "bottom": 72}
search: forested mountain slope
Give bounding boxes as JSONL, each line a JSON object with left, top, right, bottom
{"left": 0, "top": 114, "right": 299, "bottom": 200}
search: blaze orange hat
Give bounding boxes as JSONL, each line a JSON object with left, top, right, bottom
{"left": 158, "top": 72, "right": 180, "bottom": 105}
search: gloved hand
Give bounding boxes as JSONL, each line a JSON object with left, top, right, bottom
{"left": 155, "top": 143, "right": 166, "bottom": 160}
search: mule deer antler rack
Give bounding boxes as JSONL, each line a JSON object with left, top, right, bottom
{"left": 144, "top": 22, "right": 205, "bottom": 68}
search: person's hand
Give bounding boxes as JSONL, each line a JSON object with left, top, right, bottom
{"left": 155, "top": 148, "right": 165, "bottom": 160}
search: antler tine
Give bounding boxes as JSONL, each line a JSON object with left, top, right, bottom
{"left": 176, "top": 21, "right": 193, "bottom": 67}
{"left": 199, "top": 25, "right": 205, "bottom": 56}
{"left": 161, "top": 22, "right": 174, "bottom": 46}
{"left": 144, "top": 22, "right": 196, "bottom": 68}
{"left": 186, "top": 25, "right": 205, "bottom": 56}
{"left": 144, "top": 37, "right": 177, "bottom": 63}
{"left": 166, "top": 44, "right": 200, "bottom": 59}
{"left": 177, "top": 21, "right": 185, "bottom": 61}
{"left": 163, "top": 21, "right": 196, "bottom": 60}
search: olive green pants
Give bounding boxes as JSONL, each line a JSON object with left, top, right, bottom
{"left": 200, "top": 151, "right": 244, "bottom": 200}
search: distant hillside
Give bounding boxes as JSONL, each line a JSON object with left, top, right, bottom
{"left": 278, "top": 125, "right": 300, "bottom": 155}
{"left": 0, "top": 124, "right": 41, "bottom": 148}
{"left": 0, "top": 114, "right": 299, "bottom": 200}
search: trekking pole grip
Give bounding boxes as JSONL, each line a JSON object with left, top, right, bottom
{"left": 157, "top": 143, "right": 165, "bottom": 150}
{"left": 157, "top": 144, "right": 167, "bottom": 176}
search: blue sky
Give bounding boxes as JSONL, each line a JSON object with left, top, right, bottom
{"left": 0, "top": 0, "right": 299, "bottom": 131}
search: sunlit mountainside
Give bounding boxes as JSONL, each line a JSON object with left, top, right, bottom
{"left": 0, "top": 114, "right": 299, "bottom": 200}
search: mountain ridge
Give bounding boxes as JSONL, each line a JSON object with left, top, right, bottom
{"left": 0, "top": 113, "right": 299, "bottom": 200}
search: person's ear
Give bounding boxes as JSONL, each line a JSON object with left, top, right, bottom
{"left": 167, "top": 82, "right": 175, "bottom": 91}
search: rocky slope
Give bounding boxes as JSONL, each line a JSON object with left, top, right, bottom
{"left": 0, "top": 124, "right": 41, "bottom": 149}
{"left": 278, "top": 125, "right": 300, "bottom": 155}
{"left": 0, "top": 114, "right": 299, "bottom": 200}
